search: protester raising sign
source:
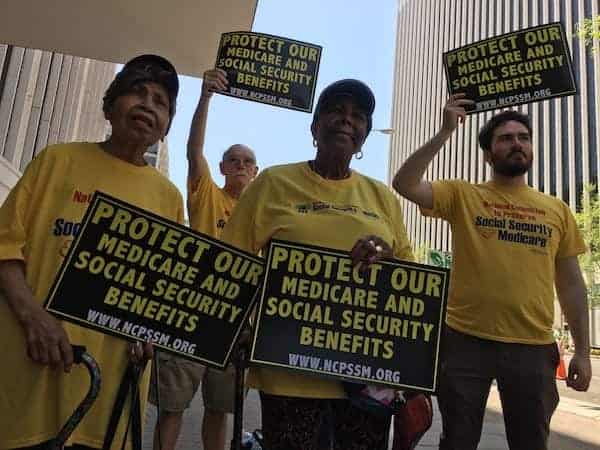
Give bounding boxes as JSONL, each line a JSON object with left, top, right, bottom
{"left": 215, "top": 31, "right": 322, "bottom": 112}
{"left": 443, "top": 22, "right": 577, "bottom": 113}
{"left": 45, "top": 192, "right": 263, "bottom": 368}
{"left": 250, "top": 240, "right": 449, "bottom": 391}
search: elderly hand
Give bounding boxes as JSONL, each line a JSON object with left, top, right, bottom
{"left": 567, "top": 352, "right": 592, "bottom": 391}
{"left": 350, "top": 235, "right": 392, "bottom": 271}
{"left": 20, "top": 303, "right": 73, "bottom": 372}
{"left": 129, "top": 341, "right": 154, "bottom": 365}
{"left": 201, "top": 68, "right": 228, "bottom": 99}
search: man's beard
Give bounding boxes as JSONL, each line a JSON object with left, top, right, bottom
{"left": 491, "top": 149, "right": 532, "bottom": 177}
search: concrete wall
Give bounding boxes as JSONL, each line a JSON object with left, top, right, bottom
{"left": 0, "top": 45, "right": 115, "bottom": 202}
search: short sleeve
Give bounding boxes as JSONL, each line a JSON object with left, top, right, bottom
{"left": 0, "top": 152, "right": 45, "bottom": 261}
{"left": 420, "top": 180, "right": 461, "bottom": 222}
{"left": 187, "top": 156, "right": 213, "bottom": 196}
{"left": 391, "top": 200, "right": 414, "bottom": 262}
{"left": 187, "top": 162, "right": 217, "bottom": 220}
{"left": 557, "top": 201, "right": 586, "bottom": 259}
{"left": 221, "top": 170, "right": 270, "bottom": 254}
{"left": 174, "top": 191, "right": 185, "bottom": 225}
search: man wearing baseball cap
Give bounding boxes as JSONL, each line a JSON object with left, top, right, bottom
{"left": 0, "top": 54, "right": 184, "bottom": 450}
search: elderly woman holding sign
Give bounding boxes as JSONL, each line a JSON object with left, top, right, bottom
{"left": 222, "top": 79, "right": 413, "bottom": 450}
{"left": 0, "top": 55, "right": 183, "bottom": 450}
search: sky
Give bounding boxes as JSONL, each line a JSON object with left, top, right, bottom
{"left": 166, "top": 0, "right": 400, "bottom": 197}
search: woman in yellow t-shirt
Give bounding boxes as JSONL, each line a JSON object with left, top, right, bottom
{"left": 222, "top": 79, "right": 413, "bottom": 450}
{"left": 0, "top": 55, "right": 184, "bottom": 450}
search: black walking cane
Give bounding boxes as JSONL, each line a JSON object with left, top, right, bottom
{"left": 231, "top": 345, "right": 249, "bottom": 450}
{"left": 49, "top": 345, "right": 102, "bottom": 450}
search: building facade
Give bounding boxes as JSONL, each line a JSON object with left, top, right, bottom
{"left": 0, "top": 45, "right": 116, "bottom": 201}
{"left": 0, "top": 45, "right": 172, "bottom": 201}
{"left": 145, "top": 140, "right": 170, "bottom": 176}
{"left": 389, "top": 0, "right": 600, "bottom": 252}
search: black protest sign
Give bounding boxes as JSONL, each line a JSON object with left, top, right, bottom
{"left": 45, "top": 192, "right": 263, "bottom": 368}
{"left": 215, "top": 31, "right": 322, "bottom": 112}
{"left": 250, "top": 240, "right": 449, "bottom": 391}
{"left": 443, "top": 22, "right": 577, "bottom": 113}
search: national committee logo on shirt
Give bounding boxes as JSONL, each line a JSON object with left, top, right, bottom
{"left": 72, "top": 190, "right": 93, "bottom": 204}
{"left": 475, "top": 199, "right": 552, "bottom": 250}
{"left": 295, "top": 202, "right": 380, "bottom": 220}
{"left": 53, "top": 190, "right": 93, "bottom": 257}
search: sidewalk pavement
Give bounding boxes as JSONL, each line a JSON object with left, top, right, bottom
{"left": 143, "top": 385, "right": 600, "bottom": 450}
{"left": 414, "top": 387, "right": 600, "bottom": 450}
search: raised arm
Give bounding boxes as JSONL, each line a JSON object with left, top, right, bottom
{"left": 555, "top": 256, "right": 592, "bottom": 391}
{"left": 392, "top": 94, "right": 473, "bottom": 209}
{"left": 187, "top": 68, "right": 229, "bottom": 191}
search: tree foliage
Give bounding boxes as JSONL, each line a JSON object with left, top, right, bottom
{"left": 575, "top": 184, "right": 600, "bottom": 306}
{"left": 576, "top": 15, "right": 600, "bottom": 52}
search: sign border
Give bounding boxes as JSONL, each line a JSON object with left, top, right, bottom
{"left": 249, "top": 239, "right": 449, "bottom": 392}
{"left": 214, "top": 30, "right": 323, "bottom": 113}
{"left": 442, "top": 21, "right": 578, "bottom": 114}
{"left": 45, "top": 191, "right": 263, "bottom": 369}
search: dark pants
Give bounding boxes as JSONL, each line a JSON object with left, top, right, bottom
{"left": 438, "top": 327, "right": 559, "bottom": 450}
{"left": 260, "top": 392, "right": 391, "bottom": 450}
{"left": 15, "top": 443, "right": 95, "bottom": 450}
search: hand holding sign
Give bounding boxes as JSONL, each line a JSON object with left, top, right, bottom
{"left": 201, "top": 68, "right": 229, "bottom": 99}
{"left": 441, "top": 94, "right": 475, "bottom": 132}
{"left": 129, "top": 340, "right": 154, "bottom": 364}
{"left": 350, "top": 235, "right": 392, "bottom": 271}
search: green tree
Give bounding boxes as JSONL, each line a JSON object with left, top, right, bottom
{"left": 413, "top": 244, "right": 453, "bottom": 268}
{"left": 576, "top": 15, "right": 600, "bottom": 52}
{"left": 413, "top": 244, "right": 429, "bottom": 264}
{"left": 574, "top": 184, "right": 600, "bottom": 307}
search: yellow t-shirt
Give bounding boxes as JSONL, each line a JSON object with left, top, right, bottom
{"left": 187, "top": 167, "right": 236, "bottom": 238}
{"left": 425, "top": 180, "right": 586, "bottom": 344}
{"left": 0, "top": 143, "right": 184, "bottom": 449}
{"left": 221, "top": 162, "right": 414, "bottom": 399}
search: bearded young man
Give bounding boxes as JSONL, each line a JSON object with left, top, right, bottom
{"left": 392, "top": 95, "right": 592, "bottom": 450}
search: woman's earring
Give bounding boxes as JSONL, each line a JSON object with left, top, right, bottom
{"left": 355, "top": 151, "right": 363, "bottom": 160}
{"left": 312, "top": 138, "right": 318, "bottom": 148}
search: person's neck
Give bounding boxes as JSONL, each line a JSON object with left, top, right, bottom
{"left": 100, "top": 136, "right": 149, "bottom": 166}
{"left": 491, "top": 172, "right": 527, "bottom": 188}
{"left": 311, "top": 150, "right": 352, "bottom": 180}
{"left": 223, "top": 182, "right": 245, "bottom": 199}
